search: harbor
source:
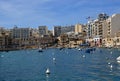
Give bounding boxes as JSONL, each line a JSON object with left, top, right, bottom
{"left": 0, "top": 48, "right": 120, "bottom": 81}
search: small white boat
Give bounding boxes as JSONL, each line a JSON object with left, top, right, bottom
{"left": 116, "top": 56, "right": 120, "bottom": 63}
{"left": 117, "top": 56, "right": 120, "bottom": 61}
{"left": 78, "top": 48, "right": 81, "bottom": 51}
{"left": 110, "top": 65, "right": 113, "bottom": 68}
{"left": 46, "top": 68, "right": 50, "bottom": 74}
{"left": 38, "top": 48, "right": 43, "bottom": 52}
{"left": 117, "top": 60, "right": 120, "bottom": 63}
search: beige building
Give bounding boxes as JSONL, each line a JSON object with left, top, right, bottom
{"left": 0, "top": 30, "right": 12, "bottom": 50}
{"left": 106, "top": 14, "right": 120, "bottom": 37}
{"left": 75, "top": 24, "right": 82, "bottom": 34}
{"left": 102, "top": 14, "right": 120, "bottom": 47}
{"left": 102, "top": 14, "right": 120, "bottom": 38}
{"left": 86, "top": 13, "right": 120, "bottom": 47}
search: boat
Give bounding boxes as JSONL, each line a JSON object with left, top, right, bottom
{"left": 38, "top": 48, "right": 43, "bottom": 52}
{"left": 116, "top": 56, "right": 120, "bottom": 63}
{"left": 46, "top": 68, "right": 50, "bottom": 74}
{"left": 78, "top": 48, "right": 81, "bottom": 51}
{"left": 85, "top": 48, "right": 96, "bottom": 53}
{"left": 59, "top": 47, "right": 64, "bottom": 50}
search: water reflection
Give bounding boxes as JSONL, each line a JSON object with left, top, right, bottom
{"left": 46, "top": 74, "right": 50, "bottom": 81}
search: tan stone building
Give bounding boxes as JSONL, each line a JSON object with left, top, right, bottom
{"left": 102, "top": 14, "right": 120, "bottom": 47}
{"left": 75, "top": 24, "right": 82, "bottom": 34}
{"left": 0, "top": 31, "right": 12, "bottom": 50}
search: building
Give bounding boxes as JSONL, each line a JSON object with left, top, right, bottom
{"left": 11, "top": 27, "right": 32, "bottom": 47}
{"left": 0, "top": 29, "right": 12, "bottom": 51}
{"left": 87, "top": 13, "right": 109, "bottom": 38}
{"left": 61, "top": 25, "right": 75, "bottom": 34}
{"left": 86, "top": 13, "right": 109, "bottom": 46}
{"left": 54, "top": 26, "right": 61, "bottom": 37}
{"left": 98, "top": 13, "right": 109, "bottom": 21}
{"left": 75, "top": 24, "right": 83, "bottom": 34}
{"left": 105, "top": 14, "right": 120, "bottom": 38}
{"left": 54, "top": 25, "right": 75, "bottom": 37}
{"left": 38, "top": 26, "right": 48, "bottom": 36}
{"left": 102, "top": 14, "right": 120, "bottom": 47}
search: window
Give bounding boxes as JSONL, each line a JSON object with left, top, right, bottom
{"left": 117, "top": 39, "right": 119, "bottom": 42}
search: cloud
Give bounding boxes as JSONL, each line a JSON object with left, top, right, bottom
{"left": 0, "top": 0, "right": 120, "bottom": 28}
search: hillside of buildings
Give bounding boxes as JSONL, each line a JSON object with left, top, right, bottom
{"left": 0, "top": 13, "right": 120, "bottom": 51}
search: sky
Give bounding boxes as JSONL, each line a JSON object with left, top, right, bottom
{"left": 0, "top": 0, "right": 120, "bottom": 29}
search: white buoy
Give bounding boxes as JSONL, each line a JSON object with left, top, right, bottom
{"left": 83, "top": 55, "right": 85, "bottom": 58}
{"left": 78, "top": 48, "right": 81, "bottom": 51}
{"left": 108, "top": 62, "right": 111, "bottom": 65}
{"left": 46, "top": 68, "right": 50, "bottom": 74}
{"left": 110, "top": 65, "right": 113, "bottom": 68}
{"left": 53, "top": 58, "right": 56, "bottom": 61}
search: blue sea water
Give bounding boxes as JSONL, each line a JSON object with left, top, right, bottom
{"left": 0, "top": 48, "right": 120, "bottom": 81}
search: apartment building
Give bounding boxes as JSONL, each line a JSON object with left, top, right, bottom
{"left": 11, "top": 27, "right": 32, "bottom": 47}
{"left": 103, "top": 14, "right": 120, "bottom": 47}
{"left": 86, "top": 13, "right": 109, "bottom": 46}
{"left": 38, "top": 26, "right": 48, "bottom": 37}
{"left": 75, "top": 24, "right": 83, "bottom": 34}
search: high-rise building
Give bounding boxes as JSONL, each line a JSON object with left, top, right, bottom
{"left": 54, "top": 25, "right": 75, "bottom": 37}
{"left": 38, "top": 26, "right": 48, "bottom": 36}
{"left": 86, "top": 13, "right": 109, "bottom": 38}
{"left": 98, "top": 13, "right": 109, "bottom": 21}
{"left": 54, "top": 26, "right": 61, "bottom": 37}
{"left": 61, "top": 25, "right": 75, "bottom": 34}
{"left": 86, "top": 13, "right": 109, "bottom": 46}
{"left": 105, "top": 14, "right": 120, "bottom": 38}
{"left": 11, "top": 27, "right": 32, "bottom": 46}
{"left": 11, "top": 27, "right": 32, "bottom": 39}
{"left": 75, "top": 24, "right": 83, "bottom": 34}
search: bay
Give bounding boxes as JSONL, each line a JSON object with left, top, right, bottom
{"left": 0, "top": 48, "right": 120, "bottom": 81}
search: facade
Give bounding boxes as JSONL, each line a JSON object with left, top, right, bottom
{"left": 11, "top": 27, "right": 32, "bottom": 47}
{"left": 61, "top": 25, "right": 75, "bottom": 34}
{"left": 98, "top": 13, "right": 109, "bottom": 21}
{"left": 54, "top": 26, "right": 62, "bottom": 37}
{"left": 75, "top": 24, "right": 82, "bottom": 34}
{"left": 0, "top": 29, "right": 12, "bottom": 50}
{"left": 38, "top": 26, "right": 48, "bottom": 36}
{"left": 105, "top": 14, "right": 120, "bottom": 38}
{"left": 102, "top": 14, "right": 120, "bottom": 47}
{"left": 87, "top": 21, "right": 94, "bottom": 38}
{"left": 87, "top": 13, "right": 109, "bottom": 38}
{"left": 54, "top": 25, "right": 75, "bottom": 37}
{"left": 86, "top": 13, "right": 109, "bottom": 46}
{"left": 114, "top": 31, "right": 120, "bottom": 46}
